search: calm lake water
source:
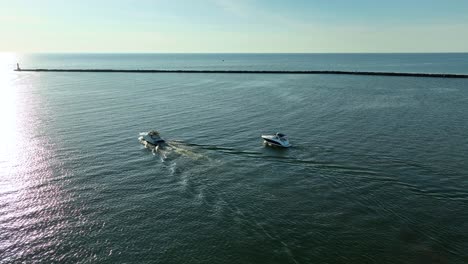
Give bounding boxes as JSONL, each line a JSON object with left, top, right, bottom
{"left": 1, "top": 53, "right": 467, "bottom": 263}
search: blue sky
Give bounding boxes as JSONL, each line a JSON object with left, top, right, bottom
{"left": 1, "top": 0, "right": 468, "bottom": 52}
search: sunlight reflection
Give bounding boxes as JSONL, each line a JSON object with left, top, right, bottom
{"left": 0, "top": 54, "right": 76, "bottom": 262}
{"left": 0, "top": 53, "right": 20, "bottom": 194}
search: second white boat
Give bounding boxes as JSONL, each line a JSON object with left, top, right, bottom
{"left": 261, "top": 133, "right": 291, "bottom": 148}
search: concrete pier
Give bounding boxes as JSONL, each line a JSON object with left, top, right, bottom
{"left": 14, "top": 68, "right": 468, "bottom": 78}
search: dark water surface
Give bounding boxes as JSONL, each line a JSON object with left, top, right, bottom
{"left": 1, "top": 53, "right": 467, "bottom": 263}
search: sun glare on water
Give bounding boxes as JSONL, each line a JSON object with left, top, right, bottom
{"left": 0, "top": 53, "right": 74, "bottom": 261}
{"left": 0, "top": 53, "right": 21, "bottom": 193}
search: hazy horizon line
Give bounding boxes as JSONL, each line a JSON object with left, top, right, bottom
{"left": 4, "top": 51, "right": 468, "bottom": 55}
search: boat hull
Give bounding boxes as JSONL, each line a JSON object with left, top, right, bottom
{"left": 261, "top": 135, "right": 291, "bottom": 148}
{"left": 139, "top": 136, "right": 164, "bottom": 144}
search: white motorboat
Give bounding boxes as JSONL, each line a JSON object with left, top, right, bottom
{"left": 261, "top": 133, "right": 291, "bottom": 148}
{"left": 139, "top": 130, "right": 165, "bottom": 146}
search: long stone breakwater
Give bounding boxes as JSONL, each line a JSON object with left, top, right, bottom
{"left": 14, "top": 69, "right": 468, "bottom": 78}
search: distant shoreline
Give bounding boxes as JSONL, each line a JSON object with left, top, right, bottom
{"left": 9, "top": 52, "right": 468, "bottom": 55}
{"left": 14, "top": 68, "right": 468, "bottom": 79}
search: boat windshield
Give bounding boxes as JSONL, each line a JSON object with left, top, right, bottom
{"left": 148, "top": 130, "right": 160, "bottom": 136}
